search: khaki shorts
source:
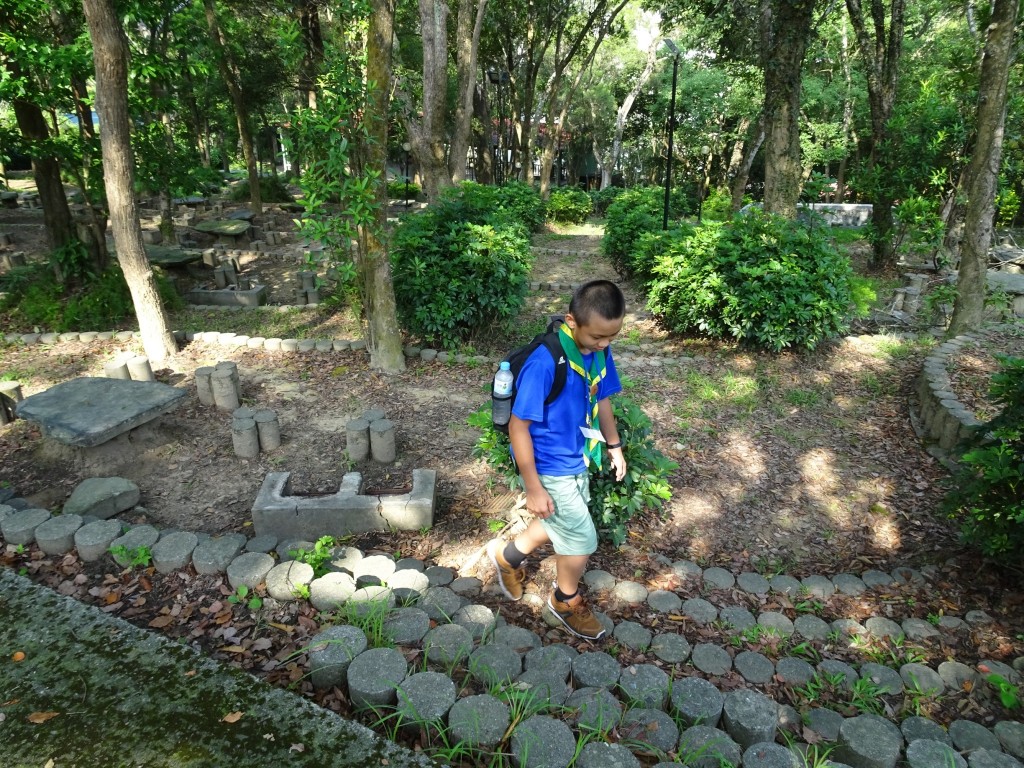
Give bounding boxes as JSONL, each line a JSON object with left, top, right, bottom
{"left": 528, "top": 473, "right": 597, "bottom": 556}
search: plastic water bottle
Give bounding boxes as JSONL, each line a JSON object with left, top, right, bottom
{"left": 492, "top": 361, "right": 514, "bottom": 426}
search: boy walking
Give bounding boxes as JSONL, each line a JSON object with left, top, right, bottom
{"left": 487, "top": 280, "right": 627, "bottom": 640}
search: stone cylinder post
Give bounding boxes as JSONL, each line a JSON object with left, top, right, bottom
{"left": 346, "top": 418, "right": 370, "bottom": 461}
{"left": 363, "top": 408, "right": 386, "bottom": 424}
{"left": 0, "top": 381, "right": 23, "bottom": 425}
{"left": 300, "top": 271, "right": 316, "bottom": 291}
{"left": 293, "top": 288, "right": 308, "bottom": 306}
{"left": 211, "top": 368, "right": 240, "bottom": 410}
{"left": 232, "top": 417, "right": 260, "bottom": 458}
{"left": 254, "top": 409, "right": 282, "bottom": 451}
{"left": 127, "top": 356, "right": 155, "bottom": 381}
{"left": 214, "top": 266, "right": 228, "bottom": 289}
{"left": 370, "top": 418, "right": 396, "bottom": 463}
{"left": 306, "top": 289, "right": 320, "bottom": 305}
{"left": 215, "top": 361, "right": 241, "bottom": 401}
{"left": 195, "top": 366, "right": 216, "bottom": 405}
{"left": 104, "top": 359, "right": 131, "bottom": 380}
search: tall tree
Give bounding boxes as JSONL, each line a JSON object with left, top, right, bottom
{"left": 761, "top": 0, "right": 819, "bottom": 218}
{"left": 203, "top": 0, "right": 261, "bottom": 214}
{"left": 845, "top": 0, "right": 906, "bottom": 268}
{"left": 82, "top": 0, "right": 177, "bottom": 364}
{"left": 948, "top": 0, "right": 1020, "bottom": 334}
{"left": 449, "top": 0, "right": 487, "bottom": 181}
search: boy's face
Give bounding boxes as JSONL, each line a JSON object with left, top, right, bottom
{"left": 566, "top": 312, "right": 623, "bottom": 354}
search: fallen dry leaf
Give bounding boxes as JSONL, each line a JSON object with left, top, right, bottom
{"left": 221, "top": 711, "right": 244, "bottom": 723}
{"left": 219, "top": 645, "right": 247, "bottom": 654}
{"left": 27, "top": 711, "right": 60, "bottom": 723}
{"left": 148, "top": 615, "right": 175, "bottom": 629}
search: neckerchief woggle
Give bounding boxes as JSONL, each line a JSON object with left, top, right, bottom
{"left": 558, "top": 322, "right": 606, "bottom": 469}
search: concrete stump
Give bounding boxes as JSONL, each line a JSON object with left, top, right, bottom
{"left": 293, "top": 288, "right": 307, "bottom": 305}
{"left": 0, "top": 381, "right": 23, "bottom": 425}
{"left": 346, "top": 418, "right": 370, "bottom": 461}
{"left": 215, "top": 361, "right": 240, "bottom": 398}
{"left": 370, "top": 418, "right": 396, "bottom": 462}
{"left": 195, "top": 367, "right": 216, "bottom": 405}
{"left": 300, "top": 270, "right": 316, "bottom": 291}
{"left": 127, "top": 356, "right": 155, "bottom": 382}
{"left": 232, "top": 418, "right": 260, "bottom": 458}
{"left": 103, "top": 360, "right": 132, "bottom": 381}
{"left": 251, "top": 410, "right": 281, "bottom": 451}
{"left": 211, "top": 369, "right": 240, "bottom": 410}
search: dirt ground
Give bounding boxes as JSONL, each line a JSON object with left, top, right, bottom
{"left": 1, "top": 198, "right": 1021, "bottom": 589}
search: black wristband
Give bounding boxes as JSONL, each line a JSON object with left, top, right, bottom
{"left": 606, "top": 441, "right": 622, "bottom": 450}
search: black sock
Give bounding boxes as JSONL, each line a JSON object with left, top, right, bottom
{"left": 554, "top": 586, "right": 578, "bottom": 603}
{"left": 503, "top": 542, "right": 526, "bottom": 569}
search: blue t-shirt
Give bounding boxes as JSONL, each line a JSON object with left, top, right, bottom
{"left": 511, "top": 342, "right": 622, "bottom": 476}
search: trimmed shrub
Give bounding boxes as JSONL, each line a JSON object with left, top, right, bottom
{"left": 647, "top": 209, "right": 853, "bottom": 351}
{"left": 945, "top": 355, "right": 1024, "bottom": 560}
{"left": 493, "top": 181, "right": 546, "bottom": 233}
{"left": 387, "top": 179, "right": 421, "bottom": 199}
{"left": 589, "top": 186, "right": 625, "bottom": 216}
{"left": 390, "top": 183, "right": 533, "bottom": 347}
{"left": 230, "top": 175, "right": 293, "bottom": 203}
{"left": 602, "top": 186, "right": 691, "bottom": 278}
{"left": 469, "top": 395, "right": 677, "bottom": 547}
{"left": 546, "top": 188, "right": 592, "bottom": 224}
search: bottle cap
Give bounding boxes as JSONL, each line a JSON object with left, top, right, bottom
{"left": 499, "top": 361, "right": 511, "bottom": 370}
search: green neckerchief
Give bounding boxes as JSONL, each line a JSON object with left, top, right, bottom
{"left": 558, "top": 322, "right": 607, "bottom": 468}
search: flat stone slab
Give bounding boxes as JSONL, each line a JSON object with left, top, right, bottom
{"left": 193, "top": 219, "right": 251, "bottom": 235}
{"left": 17, "top": 377, "right": 186, "bottom": 447}
{"left": 64, "top": 477, "right": 140, "bottom": 519}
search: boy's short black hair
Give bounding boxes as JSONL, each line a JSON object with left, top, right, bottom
{"left": 569, "top": 280, "right": 626, "bottom": 325}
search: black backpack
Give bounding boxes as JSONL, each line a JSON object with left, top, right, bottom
{"left": 492, "top": 317, "right": 567, "bottom": 435}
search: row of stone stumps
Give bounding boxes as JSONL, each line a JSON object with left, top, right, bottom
{"left": 103, "top": 353, "right": 155, "bottom": 382}
{"left": 231, "top": 406, "right": 281, "bottom": 458}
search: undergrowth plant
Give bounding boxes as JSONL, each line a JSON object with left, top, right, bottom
{"left": 469, "top": 395, "right": 677, "bottom": 546}
{"left": 647, "top": 209, "right": 854, "bottom": 351}
{"left": 109, "top": 544, "right": 152, "bottom": 568}
{"left": 288, "top": 535, "right": 337, "bottom": 578}
{"left": 945, "top": 355, "right": 1024, "bottom": 559}
{"left": 546, "top": 188, "right": 592, "bottom": 224}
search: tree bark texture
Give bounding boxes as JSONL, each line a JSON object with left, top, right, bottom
{"left": 731, "top": 114, "right": 766, "bottom": 211}
{"left": 203, "top": 0, "right": 261, "bottom": 214}
{"left": 82, "top": 0, "right": 177, "bottom": 364}
{"left": 762, "top": 0, "right": 817, "bottom": 219}
{"left": 845, "top": 0, "right": 906, "bottom": 268}
{"left": 404, "top": 0, "right": 451, "bottom": 200}
{"left": 364, "top": 0, "right": 407, "bottom": 374}
{"left": 948, "top": 0, "right": 1020, "bottom": 335}
{"left": 450, "top": 0, "right": 487, "bottom": 181}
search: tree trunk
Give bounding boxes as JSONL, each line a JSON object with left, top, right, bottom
{"left": 948, "top": 0, "right": 1019, "bottom": 335}
{"left": 762, "top": 0, "right": 817, "bottom": 219}
{"left": 298, "top": 0, "right": 323, "bottom": 110}
{"left": 731, "top": 115, "right": 766, "bottom": 211}
{"left": 403, "top": 0, "right": 451, "bottom": 200}
{"left": 604, "top": 32, "right": 660, "bottom": 191}
{"left": 846, "top": 0, "right": 906, "bottom": 269}
{"left": 203, "top": 0, "right": 261, "bottom": 215}
{"left": 364, "top": 0, "right": 407, "bottom": 374}
{"left": 450, "top": 0, "right": 487, "bottom": 181}
{"left": 82, "top": 0, "right": 177, "bottom": 365}
{"left": 473, "top": 82, "right": 493, "bottom": 183}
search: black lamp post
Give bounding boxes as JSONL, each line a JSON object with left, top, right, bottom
{"left": 697, "top": 145, "right": 711, "bottom": 223}
{"left": 662, "top": 39, "right": 680, "bottom": 231}
{"left": 402, "top": 141, "right": 411, "bottom": 207}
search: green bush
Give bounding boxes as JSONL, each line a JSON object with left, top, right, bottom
{"left": 0, "top": 261, "right": 181, "bottom": 332}
{"left": 469, "top": 396, "right": 677, "bottom": 547}
{"left": 387, "top": 179, "right": 421, "bottom": 199}
{"left": 589, "top": 186, "right": 625, "bottom": 216}
{"left": 700, "top": 187, "right": 733, "bottom": 222}
{"left": 647, "top": 209, "right": 854, "bottom": 351}
{"left": 546, "top": 188, "right": 593, "bottom": 224}
{"left": 602, "top": 186, "right": 692, "bottom": 278}
{"left": 230, "top": 175, "right": 293, "bottom": 203}
{"left": 945, "top": 355, "right": 1024, "bottom": 560}
{"left": 390, "top": 184, "right": 533, "bottom": 347}
{"left": 493, "top": 181, "right": 546, "bottom": 233}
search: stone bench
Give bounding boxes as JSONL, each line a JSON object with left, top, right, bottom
{"left": 16, "top": 377, "right": 187, "bottom": 449}
{"left": 252, "top": 469, "right": 437, "bottom": 540}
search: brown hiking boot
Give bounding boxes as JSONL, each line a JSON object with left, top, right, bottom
{"left": 487, "top": 538, "right": 526, "bottom": 601}
{"left": 547, "top": 588, "right": 606, "bottom": 640}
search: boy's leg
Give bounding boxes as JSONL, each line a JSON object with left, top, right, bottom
{"left": 487, "top": 519, "right": 550, "bottom": 601}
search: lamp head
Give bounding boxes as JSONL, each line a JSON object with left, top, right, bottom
{"left": 402, "top": 142, "right": 411, "bottom": 152}
{"left": 663, "top": 38, "right": 680, "bottom": 56}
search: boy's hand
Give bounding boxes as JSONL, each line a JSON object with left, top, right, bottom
{"left": 608, "top": 446, "right": 627, "bottom": 482}
{"left": 526, "top": 486, "right": 556, "bottom": 519}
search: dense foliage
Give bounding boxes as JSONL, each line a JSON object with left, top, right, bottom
{"left": 546, "top": 187, "right": 592, "bottom": 224}
{"left": 390, "top": 183, "right": 537, "bottom": 347}
{"left": 589, "top": 186, "right": 625, "bottom": 216}
{"left": 601, "top": 187, "right": 665, "bottom": 277}
{"left": 0, "top": 261, "right": 182, "bottom": 332}
{"left": 229, "top": 175, "right": 293, "bottom": 203}
{"left": 470, "top": 395, "right": 677, "bottom": 546}
{"left": 946, "top": 355, "right": 1024, "bottom": 560}
{"left": 647, "top": 210, "right": 854, "bottom": 351}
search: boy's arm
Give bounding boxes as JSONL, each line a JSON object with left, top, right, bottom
{"left": 509, "top": 414, "right": 555, "bottom": 519}
{"left": 597, "top": 397, "right": 627, "bottom": 482}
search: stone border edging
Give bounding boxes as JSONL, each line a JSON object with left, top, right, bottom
{"left": 914, "top": 333, "right": 985, "bottom": 457}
